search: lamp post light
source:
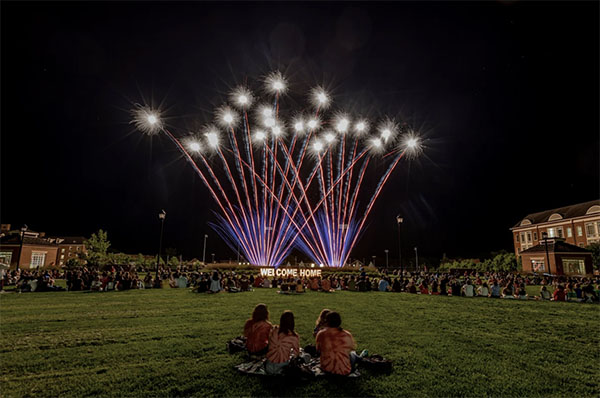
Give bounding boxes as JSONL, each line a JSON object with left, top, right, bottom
{"left": 202, "top": 234, "right": 208, "bottom": 265}
{"left": 16, "top": 224, "right": 28, "bottom": 271}
{"left": 156, "top": 210, "right": 166, "bottom": 281}
{"left": 414, "top": 247, "right": 419, "bottom": 272}
{"left": 396, "top": 215, "right": 403, "bottom": 276}
{"left": 542, "top": 232, "right": 552, "bottom": 275}
{"left": 384, "top": 249, "right": 389, "bottom": 268}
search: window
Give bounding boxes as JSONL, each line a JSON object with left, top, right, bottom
{"left": 516, "top": 234, "right": 520, "bottom": 242}
{"left": 577, "top": 226, "right": 583, "bottom": 236}
{"left": 548, "top": 227, "right": 564, "bottom": 238}
{"left": 30, "top": 252, "right": 46, "bottom": 268}
{"left": 61, "top": 248, "right": 65, "bottom": 253}
{"left": 0, "top": 251, "right": 13, "bottom": 265}
{"left": 531, "top": 259, "right": 545, "bottom": 272}
{"left": 60, "top": 254, "right": 64, "bottom": 259}
{"left": 527, "top": 232, "right": 532, "bottom": 242}
{"left": 567, "top": 227, "right": 572, "bottom": 238}
{"left": 533, "top": 232, "right": 537, "bottom": 241}
{"left": 563, "top": 258, "right": 586, "bottom": 275}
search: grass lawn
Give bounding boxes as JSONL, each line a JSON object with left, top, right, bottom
{"left": 1, "top": 289, "right": 598, "bottom": 397}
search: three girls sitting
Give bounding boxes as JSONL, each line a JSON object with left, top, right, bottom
{"left": 244, "top": 304, "right": 357, "bottom": 375}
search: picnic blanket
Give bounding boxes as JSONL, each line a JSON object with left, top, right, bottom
{"left": 228, "top": 337, "right": 391, "bottom": 378}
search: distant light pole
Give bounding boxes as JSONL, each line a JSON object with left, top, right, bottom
{"left": 396, "top": 215, "right": 403, "bottom": 275}
{"left": 384, "top": 249, "right": 389, "bottom": 268}
{"left": 156, "top": 210, "right": 166, "bottom": 280}
{"left": 372, "top": 255, "right": 376, "bottom": 267}
{"left": 202, "top": 234, "right": 208, "bottom": 265}
{"left": 541, "top": 232, "right": 552, "bottom": 275}
{"left": 414, "top": 247, "right": 419, "bottom": 271}
{"left": 211, "top": 253, "right": 215, "bottom": 263}
{"left": 16, "top": 224, "right": 28, "bottom": 271}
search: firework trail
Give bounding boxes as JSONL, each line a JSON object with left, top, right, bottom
{"left": 131, "top": 72, "right": 421, "bottom": 267}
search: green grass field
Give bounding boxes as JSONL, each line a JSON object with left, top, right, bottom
{"left": 1, "top": 289, "right": 598, "bottom": 397}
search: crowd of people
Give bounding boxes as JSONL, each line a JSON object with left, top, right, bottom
{"left": 2, "top": 265, "right": 599, "bottom": 303}
{"left": 243, "top": 304, "right": 361, "bottom": 376}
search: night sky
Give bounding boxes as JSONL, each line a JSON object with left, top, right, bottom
{"left": 2, "top": 1, "right": 598, "bottom": 265}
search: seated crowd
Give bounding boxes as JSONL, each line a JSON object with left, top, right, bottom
{"left": 2, "top": 265, "right": 599, "bottom": 303}
{"left": 243, "top": 304, "right": 361, "bottom": 376}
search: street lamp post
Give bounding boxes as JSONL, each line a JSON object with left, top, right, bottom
{"left": 396, "top": 215, "right": 403, "bottom": 276}
{"left": 414, "top": 247, "right": 419, "bottom": 272}
{"left": 384, "top": 249, "right": 389, "bottom": 268}
{"left": 202, "top": 234, "right": 208, "bottom": 265}
{"left": 211, "top": 253, "right": 215, "bottom": 264}
{"left": 156, "top": 210, "right": 166, "bottom": 281}
{"left": 542, "top": 232, "right": 552, "bottom": 275}
{"left": 371, "top": 255, "right": 376, "bottom": 267}
{"left": 16, "top": 224, "right": 28, "bottom": 271}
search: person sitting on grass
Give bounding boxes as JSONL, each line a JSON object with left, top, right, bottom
{"left": 348, "top": 276, "right": 356, "bottom": 291}
{"left": 262, "top": 277, "right": 271, "bottom": 288}
{"left": 517, "top": 283, "right": 528, "bottom": 300}
{"left": 309, "top": 277, "right": 320, "bottom": 291}
{"left": 552, "top": 285, "right": 566, "bottom": 302}
{"left": 490, "top": 280, "right": 501, "bottom": 298}
{"left": 419, "top": 279, "right": 429, "bottom": 295}
{"left": 478, "top": 282, "right": 489, "bottom": 297}
{"left": 209, "top": 271, "right": 221, "bottom": 293}
{"left": 462, "top": 279, "right": 475, "bottom": 297}
{"left": 244, "top": 303, "right": 273, "bottom": 356}
{"left": 391, "top": 278, "right": 401, "bottom": 292}
{"left": 316, "top": 311, "right": 358, "bottom": 376}
{"left": 539, "top": 285, "right": 551, "bottom": 300}
{"left": 501, "top": 283, "right": 515, "bottom": 298}
{"left": 314, "top": 308, "right": 331, "bottom": 337}
{"left": 265, "top": 311, "right": 300, "bottom": 375}
{"left": 378, "top": 277, "right": 390, "bottom": 292}
{"left": 321, "top": 277, "right": 332, "bottom": 292}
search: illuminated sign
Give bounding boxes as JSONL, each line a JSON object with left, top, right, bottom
{"left": 259, "top": 267, "right": 322, "bottom": 278}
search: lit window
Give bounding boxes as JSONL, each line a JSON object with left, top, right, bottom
{"left": 577, "top": 226, "right": 583, "bottom": 236}
{"left": 563, "top": 258, "right": 586, "bottom": 275}
{"left": 547, "top": 228, "right": 555, "bottom": 238}
{"left": 0, "top": 251, "right": 13, "bottom": 265}
{"left": 61, "top": 248, "right": 65, "bottom": 253}
{"left": 585, "top": 223, "right": 597, "bottom": 238}
{"left": 567, "top": 228, "right": 572, "bottom": 238}
{"left": 30, "top": 252, "right": 46, "bottom": 268}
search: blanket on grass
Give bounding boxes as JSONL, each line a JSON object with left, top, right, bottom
{"left": 228, "top": 337, "right": 392, "bottom": 378}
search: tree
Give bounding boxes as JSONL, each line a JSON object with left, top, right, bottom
{"left": 586, "top": 243, "right": 600, "bottom": 270}
{"left": 85, "top": 229, "right": 110, "bottom": 267}
{"left": 168, "top": 256, "right": 180, "bottom": 268}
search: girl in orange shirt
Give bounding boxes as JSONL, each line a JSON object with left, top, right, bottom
{"left": 265, "top": 311, "right": 299, "bottom": 374}
{"left": 315, "top": 311, "right": 358, "bottom": 375}
{"left": 243, "top": 303, "right": 272, "bottom": 355}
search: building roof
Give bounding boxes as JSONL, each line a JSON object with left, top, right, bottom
{"left": 0, "top": 235, "right": 59, "bottom": 246}
{"left": 54, "top": 236, "right": 86, "bottom": 245}
{"left": 513, "top": 200, "right": 600, "bottom": 228}
{"left": 520, "top": 239, "right": 591, "bottom": 255}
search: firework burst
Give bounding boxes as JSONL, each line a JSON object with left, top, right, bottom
{"left": 131, "top": 72, "right": 421, "bottom": 267}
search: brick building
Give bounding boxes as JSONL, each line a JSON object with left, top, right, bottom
{"left": 519, "top": 239, "right": 593, "bottom": 276}
{"left": 0, "top": 225, "right": 87, "bottom": 269}
{"left": 510, "top": 200, "right": 598, "bottom": 276}
{"left": 511, "top": 200, "right": 600, "bottom": 254}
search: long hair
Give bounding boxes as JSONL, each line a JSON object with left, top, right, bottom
{"left": 278, "top": 310, "right": 297, "bottom": 336}
{"left": 250, "top": 303, "right": 269, "bottom": 322}
{"left": 325, "top": 311, "right": 342, "bottom": 330}
{"left": 315, "top": 308, "right": 331, "bottom": 328}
